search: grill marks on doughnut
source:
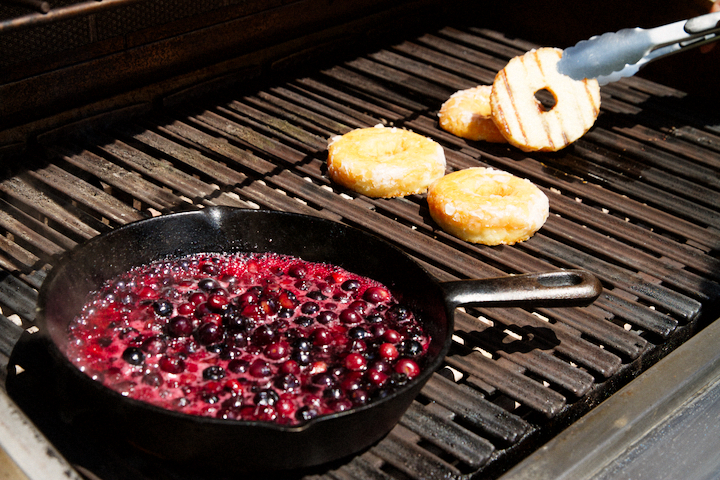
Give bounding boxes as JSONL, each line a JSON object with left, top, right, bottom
{"left": 583, "top": 81, "right": 602, "bottom": 122}
{"left": 528, "top": 49, "right": 557, "bottom": 151}
{"left": 496, "top": 68, "right": 529, "bottom": 149}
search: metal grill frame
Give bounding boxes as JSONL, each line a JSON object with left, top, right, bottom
{"left": 1, "top": 3, "right": 720, "bottom": 479}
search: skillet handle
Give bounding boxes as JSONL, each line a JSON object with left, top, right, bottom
{"left": 441, "top": 270, "right": 602, "bottom": 310}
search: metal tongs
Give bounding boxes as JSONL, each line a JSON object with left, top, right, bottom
{"left": 557, "top": 11, "right": 720, "bottom": 85}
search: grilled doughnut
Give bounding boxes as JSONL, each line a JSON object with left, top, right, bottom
{"left": 438, "top": 85, "right": 507, "bottom": 143}
{"left": 491, "top": 47, "right": 601, "bottom": 152}
{"left": 327, "top": 125, "right": 446, "bottom": 198}
{"left": 427, "top": 167, "right": 549, "bottom": 245}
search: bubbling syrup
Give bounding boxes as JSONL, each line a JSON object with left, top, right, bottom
{"left": 65, "top": 252, "right": 430, "bottom": 425}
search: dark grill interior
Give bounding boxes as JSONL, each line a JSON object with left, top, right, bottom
{"left": 1, "top": 2, "right": 720, "bottom": 479}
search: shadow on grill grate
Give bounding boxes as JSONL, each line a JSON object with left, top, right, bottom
{"left": 1, "top": 19, "right": 720, "bottom": 480}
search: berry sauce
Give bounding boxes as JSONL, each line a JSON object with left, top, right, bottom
{"left": 65, "top": 252, "right": 430, "bottom": 425}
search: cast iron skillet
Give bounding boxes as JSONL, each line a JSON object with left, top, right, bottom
{"left": 26, "top": 207, "right": 601, "bottom": 472}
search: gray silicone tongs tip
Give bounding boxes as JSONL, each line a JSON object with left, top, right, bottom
{"left": 557, "top": 11, "right": 720, "bottom": 85}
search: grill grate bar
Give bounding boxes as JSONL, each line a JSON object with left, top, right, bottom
{"left": 400, "top": 400, "right": 496, "bottom": 468}
{"left": 421, "top": 373, "right": 530, "bottom": 445}
{"left": 371, "top": 425, "right": 464, "bottom": 478}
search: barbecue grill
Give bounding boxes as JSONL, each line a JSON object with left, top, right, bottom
{"left": 1, "top": 1, "right": 719, "bottom": 479}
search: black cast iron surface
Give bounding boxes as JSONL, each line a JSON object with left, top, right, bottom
{"left": 1, "top": 22, "right": 719, "bottom": 480}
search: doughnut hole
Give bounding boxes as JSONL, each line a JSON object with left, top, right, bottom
{"left": 534, "top": 87, "right": 557, "bottom": 112}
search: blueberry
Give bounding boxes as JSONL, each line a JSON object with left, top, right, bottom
{"left": 254, "top": 389, "right": 279, "bottom": 406}
{"left": 402, "top": 340, "right": 423, "bottom": 357}
{"left": 341, "top": 279, "right": 361, "bottom": 291}
{"left": 324, "top": 387, "right": 343, "bottom": 400}
{"left": 296, "top": 406, "right": 318, "bottom": 422}
{"left": 306, "top": 290, "right": 327, "bottom": 301}
{"left": 228, "top": 333, "right": 248, "bottom": 348}
{"left": 153, "top": 299, "right": 173, "bottom": 317}
{"left": 293, "top": 338, "right": 312, "bottom": 352}
{"left": 203, "top": 366, "right": 226, "bottom": 381}
{"left": 278, "top": 308, "right": 294, "bottom": 319}
{"left": 122, "top": 347, "right": 145, "bottom": 365}
{"left": 366, "top": 313, "right": 384, "bottom": 324}
{"left": 223, "top": 310, "right": 246, "bottom": 332}
{"left": 292, "top": 350, "right": 312, "bottom": 366}
{"left": 220, "top": 346, "right": 243, "bottom": 360}
{"left": 198, "top": 278, "right": 219, "bottom": 291}
{"left": 300, "top": 302, "right": 319, "bottom": 315}
{"left": 294, "top": 316, "right": 313, "bottom": 327}
{"left": 386, "top": 304, "right": 411, "bottom": 322}
{"left": 201, "top": 392, "right": 220, "bottom": 404}
{"left": 275, "top": 374, "right": 301, "bottom": 391}
{"left": 389, "top": 372, "right": 409, "bottom": 387}
{"left": 222, "top": 395, "right": 244, "bottom": 409}
{"left": 348, "top": 327, "right": 369, "bottom": 340}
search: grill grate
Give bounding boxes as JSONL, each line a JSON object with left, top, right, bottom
{"left": 2, "top": 22, "right": 720, "bottom": 480}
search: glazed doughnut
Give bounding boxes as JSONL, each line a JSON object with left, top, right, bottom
{"left": 427, "top": 167, "right": 549, "bottom": 245}
{"left": 491, "top": 47, "right": 601, "bottom": 152}
{"left": 438, "top": 85, "right": 507, "bottom": 143}
{"left": 327, "top": 125, "right": 446, "bottom": 198}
